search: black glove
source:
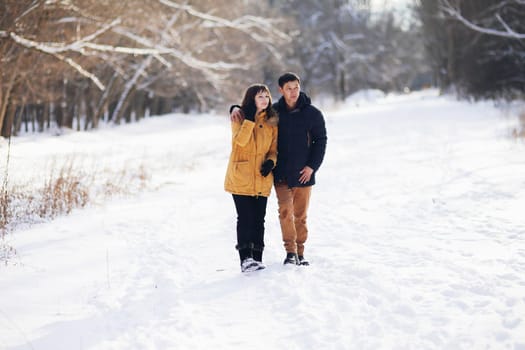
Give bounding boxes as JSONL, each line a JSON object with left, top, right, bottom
{"left": 229, "top": 104, "right": 242, "bottom": 114}
{"left": 260, "top": 159, "right": 274, "bottom": 177}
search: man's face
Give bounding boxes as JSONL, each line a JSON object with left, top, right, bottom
{"left": 279, "top": 80, "right": 300, "bottom": 108}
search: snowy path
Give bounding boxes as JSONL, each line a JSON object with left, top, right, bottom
{"left": 1, "top": 91, "right": 525, "bottom": 349}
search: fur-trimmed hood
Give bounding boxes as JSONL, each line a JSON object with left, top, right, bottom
{"left": 264, "top": 111, "right": 279, "bottom": 126}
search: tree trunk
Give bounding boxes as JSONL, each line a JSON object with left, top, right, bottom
{"left": 0, "top": 68, "right": 18, "bottom": 137}
{"left": 84, "top": 90, "right": 95, "bottom": 131}
{"left": 62, "top": 83, "right": 75, "bottom": 129}
{"left": 112, "top": 55, "right": 153, "bottom": 124}
{"left": 338, "top": 68, "right": 346, "bottom": 101}
{"left": 55, "top": 101, "right": 64, "bottom": 129}
{"left": 93, "top": 73, "right": 118, "bottom": 127}
{"left": 64, "top": 84, "right": 80, "bottom": 130}
{"left": 36, "top": 104, "right": 45, "bottom": 132}
{"left": 1, "top": 104, "right": 16, "bottom": 137}
{"left": 149, "top": 96, "right": 160, "bottom": 116}
{"left": 23, "top": 105, "right": 29, "bottom": 133}
{"left": 76, "top": 100, "right": 82, "bottom": 131}
{"left": 134, "top": 91, "right": 146, "bottom": 121}
{"left": 14, "top": 105, "right": 23, "bottom": 136}
{"left": 43, "top": 103, "right": 50, "bottom": 131}
{"left": 113, "top": 86, "right": 137, "bottom": 124}
{"left": 124, "top": 103, "right": 132, "bottom": 123}
{"left": 161, "top": 97, "right": 172, "bottom": 115}
{"left": 445, "top": 24, "right": 456, "bottom": 90}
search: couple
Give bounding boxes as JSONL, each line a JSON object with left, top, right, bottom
{"left": 224, "top": 72, "right": 328, "bottom": 273}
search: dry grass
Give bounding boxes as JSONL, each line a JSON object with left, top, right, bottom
{"left": 512, "top": 110, "right": 525, "bottom": 138}
{"left": 39, "top": 164, "right": 91, "bottom": 218}
{"left": 0, "top": 160, "right": 150, "bottom": 262}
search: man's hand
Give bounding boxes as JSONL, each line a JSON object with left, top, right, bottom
{"left": 230, "top": 106, "right": 245, "bottom": 123}
{"left": 298, "top": 166, "right": 314, "bottom": 184}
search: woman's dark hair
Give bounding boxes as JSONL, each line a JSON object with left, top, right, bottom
{"left": 240, "top": 84, "right": 277, "bottom": 120}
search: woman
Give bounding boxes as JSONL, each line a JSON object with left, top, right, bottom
{"left": 224, "top": 84, "right": 279, "bottom": 272}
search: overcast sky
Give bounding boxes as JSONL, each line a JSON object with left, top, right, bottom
{"left": 370, "top": 0, "right": 416, "bottom": 27}
{"left": 370, "top": 0, "right": 414, "bottom": 10}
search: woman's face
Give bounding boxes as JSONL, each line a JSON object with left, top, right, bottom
{"left": 254, "top": 90, "right": 271, "bottom": 112}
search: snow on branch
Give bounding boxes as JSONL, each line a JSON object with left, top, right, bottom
{"left": 15, "top": 0, "right": 41, "bottom": 22}
{"left": 111, "top": 27, "right": 246, "bottom": 72}
{"left": 158, "top": 0, "right": 285, "bottom": 37}
{"left": 7, "top": 18, "right": 140, "bottom": 90}
{"left": 73, "top": 18, "right": 122, "bottom": 45}
{"left": 5, "top": 1, "right": 288, "bottom": 94}
{"left": 51, "top": 52, "right": 106, "bottom": 90}
{"left": 7, "top": 18, "right": 164, "bottom": 56}
{"left": 10, "top": 31, "right": 174, "bottom": 56}
{"left": 440, "top": 0, "right": 525, "bottom": 39}
{"left": 81, "top": 42, "right": 171, "bottom": 55}
{"left": 158, "top": 0, "right": 290, "bottom": 59}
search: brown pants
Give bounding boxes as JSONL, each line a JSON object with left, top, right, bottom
{"left": 274, "top": 183, "right": 312, "bottom": 256}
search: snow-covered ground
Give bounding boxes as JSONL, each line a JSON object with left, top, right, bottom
{"left": 1, "top": 90, "right": 524, "bottom": 350}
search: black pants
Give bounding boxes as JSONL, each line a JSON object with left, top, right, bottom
{"left": 232, "top": 194, "right": 268, "bottom": 262}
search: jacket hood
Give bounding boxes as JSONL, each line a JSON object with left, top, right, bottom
{"left": 259, "top": 109, "right": 279, "bottom": 126}
{"left": 265, "top": 114, "right": 279, "bottom": 126}
{"left": 277, "top": 91, "right": 311, "bottom": 112}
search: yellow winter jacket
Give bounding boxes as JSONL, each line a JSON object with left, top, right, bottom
{"left": 224, "top": 111, "right": 278, "bottom": 197}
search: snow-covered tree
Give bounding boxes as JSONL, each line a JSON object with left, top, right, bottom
{"left": 269, "top": 0, "right": 374, "bottom": 99}
{"left": 269, "top": 0, "right": 429, "bottom": 100}
{"left": 416, "top": 0, "right": 525, "bottom": 98}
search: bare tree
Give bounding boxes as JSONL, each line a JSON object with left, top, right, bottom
{"left": 441, "top": 0, "right": 525, "bottom": 39}
{"left": 416, "top": 0, "right": 525, "bottom": 98}
{"left": 0, "top": 0, "right": 291, "bottom": 135}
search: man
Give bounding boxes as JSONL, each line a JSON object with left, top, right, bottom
{"left": 231, "top": 72, "right": 327, "bottom": 265}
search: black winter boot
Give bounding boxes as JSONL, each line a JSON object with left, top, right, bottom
{"left": 252, "top": 244, "right": 264, "bottom": 262}
{"left": 298, "top": 255, "right": 310, "bottom": 266}
{"left": 252, "top": 244, "right": 266, "bottom": 269}
{"left": 236, "top": 243, "right": 253, "bottom": 262}
{"left": 283, "top": 252, "right": 299, "bottom": 265}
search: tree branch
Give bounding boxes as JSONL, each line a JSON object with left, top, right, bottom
{"left": 440, "top": 0, "right": 525, "bottom": 39}
{"left": 51, "top": 53, "right": 106, "bottom": 90}
{"left": 6, "top": 18, "right": 161, "bottom": 56}
{"left": 158, "top": 0, "right": 290, "bottom": 59}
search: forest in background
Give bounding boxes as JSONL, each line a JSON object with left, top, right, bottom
{"left": 1, "top": 0, "right": 524, "bottom": 136}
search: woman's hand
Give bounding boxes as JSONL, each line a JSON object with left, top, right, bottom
{"left": 230, "top": 106, "right": 245, "bottom": 123}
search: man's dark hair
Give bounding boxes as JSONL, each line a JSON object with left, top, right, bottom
{"left": 278, "top": 72, "right": 301, "bottom": 88}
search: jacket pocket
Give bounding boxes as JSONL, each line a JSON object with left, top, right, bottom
{"left": 231, "top": 160, "right": 252, "bottom": 187}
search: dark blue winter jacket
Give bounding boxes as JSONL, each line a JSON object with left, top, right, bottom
{"left": 272, "top": 92, "right": 327, "bottom": 188}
